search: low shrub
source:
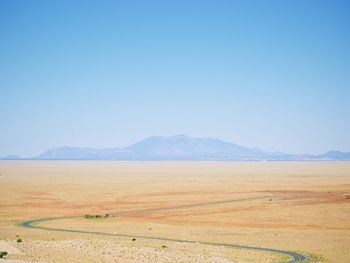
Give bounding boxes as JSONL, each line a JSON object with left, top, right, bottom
{"left": 0, "top": 251, "right": 8, "bottom": 258}
{"left": 84, "top": 214, "right": 110, "bottom": 219}
{"left": 84, "top": 214, "right": 102, "bottom": 219}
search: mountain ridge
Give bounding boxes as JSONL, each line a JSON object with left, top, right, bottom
{"left": 1, "top": 135, "right": 349, "bottom": 160}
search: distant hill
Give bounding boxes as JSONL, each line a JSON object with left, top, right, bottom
{"left": 33, "top": 146, "right": 121, "bottom": 160}
{"left": 317, "top": 151, "right": 350, "bottom": 160}
{"left": 1, "top": 135, "right": 349, "bottom": 160}
{"left": 1, "top": 155, "right": 21, "bottom": 160}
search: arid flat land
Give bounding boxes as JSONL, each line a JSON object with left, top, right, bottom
{"left": 0, "top": 161, "right": 349, "bottom": 263}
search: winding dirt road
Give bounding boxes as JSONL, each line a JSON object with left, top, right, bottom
{"left": 20, "top": 196, "right": 307, "bottom": 263}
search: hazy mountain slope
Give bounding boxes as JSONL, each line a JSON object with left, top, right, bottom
{"left": 33, "top": 146, "right": 121, "bottom": 160}
{"left": 1, "top": 155, "right": 21, "bottom": 160}
{"left": 316, "top": 151, "right": 350, "bottom": 160}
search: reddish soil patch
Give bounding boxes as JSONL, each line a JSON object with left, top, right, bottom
{"left": 25, "top": 191, "right": 52, "bottom": 196}
{"left": 263, "top": 190, "right": 350, "bottom": 205}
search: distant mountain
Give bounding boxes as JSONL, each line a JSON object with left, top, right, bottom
{"left": 316, "top": 151, "right": 350, "bottom": 160}
{"left": 1, "top": 155, "right": 21, "bottom": 160}
{"left": 119, "top": 135, "right": 291, "bottom": 160}
{"left": 1, "top": 135, "right": 349, "bottom": 160}
{"left": 33, "top": 146, "right": 121, "bottom": 160}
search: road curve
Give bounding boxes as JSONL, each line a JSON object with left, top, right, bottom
{"left": 20, "top": 196, "right": 307, "bottom": 263}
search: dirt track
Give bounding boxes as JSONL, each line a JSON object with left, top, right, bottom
{"left": 21, "top": 195, "right": 307, "bottom": 263}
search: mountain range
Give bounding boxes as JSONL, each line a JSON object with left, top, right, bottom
{"left": 2, "top": 135, "right": 350, "bottom": 160}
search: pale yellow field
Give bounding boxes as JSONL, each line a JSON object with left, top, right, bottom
{"left": 0, "top": 161, "right": 349, "bottom": 262}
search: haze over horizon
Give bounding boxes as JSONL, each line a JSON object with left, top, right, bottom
{"left": 2, "top": 134, "right": 349, "bottom": 161}
{"left": 1, "top": 0, "right": 350, "bottom": 157}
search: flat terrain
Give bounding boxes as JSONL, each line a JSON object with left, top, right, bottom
{"left": 0, "top": 161, "right": 349, "bottom": 262}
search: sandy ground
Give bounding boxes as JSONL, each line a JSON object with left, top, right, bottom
{"left": 0, "top": 161, "right": 349, "bottom": 262}
{"left": 1, "top": 239, "right": 240, "bottom": 263}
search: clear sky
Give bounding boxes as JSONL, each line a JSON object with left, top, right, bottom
{"left": 0, "top": 0, "right": 349, "bottom": 157}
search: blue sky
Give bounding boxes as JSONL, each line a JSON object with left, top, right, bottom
{"left": 0, "top": 0, "right": 349, "bottom": 156}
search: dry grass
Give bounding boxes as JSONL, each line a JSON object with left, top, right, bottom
{"left": 0, "top": 161, "right": 349, "bottom": 262}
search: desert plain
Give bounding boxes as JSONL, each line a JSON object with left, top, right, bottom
{"left": 0, "top": 161, "right": 349, "bottom": 262}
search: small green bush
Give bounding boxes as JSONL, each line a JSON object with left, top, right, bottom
{"left": 17, "top": 238, "right": 22, "bottom": 243}
{"left": 84, "top": 214, "right": 103, "bottom": 219}
{"left": 0, "top": 251, "right": 8, "bottom": 258}
{"left": 132, "top": 238, "right": 136, "bottom": 241}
